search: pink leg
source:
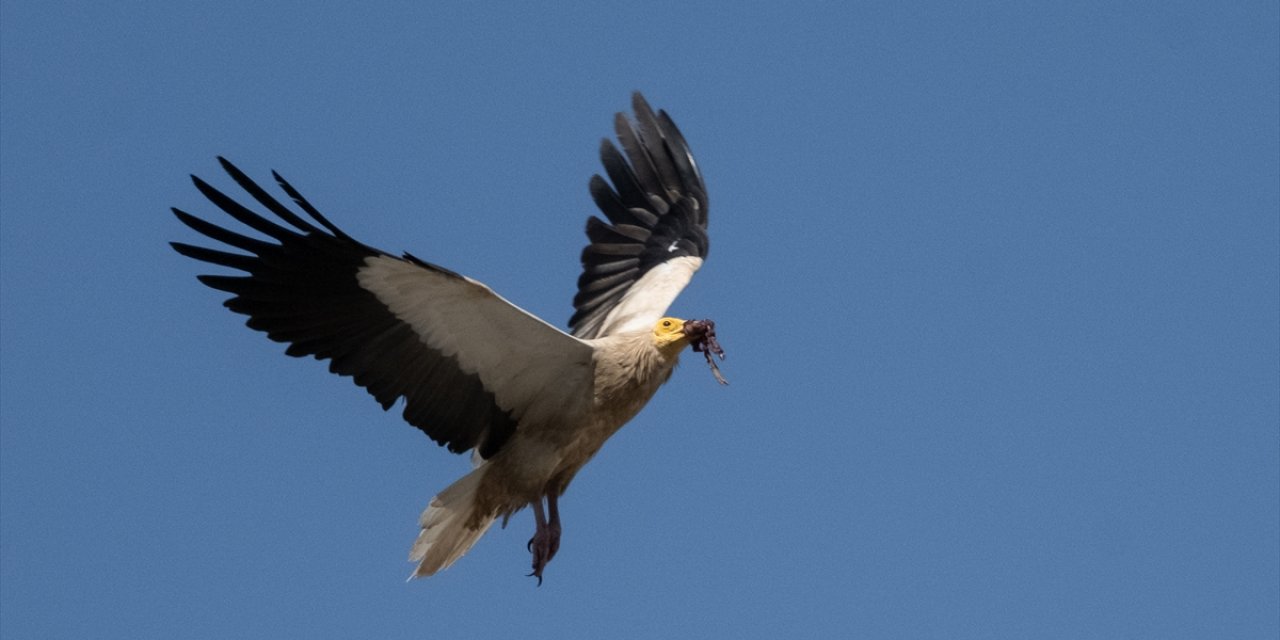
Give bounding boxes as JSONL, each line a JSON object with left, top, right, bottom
{"left": 527, "top": 495, "right": 562, "bottom": 585}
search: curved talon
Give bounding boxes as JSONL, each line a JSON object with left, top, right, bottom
{"left": 527, "top": 518, "right": 560, "bottom": 585}
{"left": 527, "top": 529, "right": 559, "bottom": 584}
{"left": 526, "top": 494, "right": 561, "bottom": 585}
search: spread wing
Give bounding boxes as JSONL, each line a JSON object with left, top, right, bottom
{"left": 171, "top": 158, "right": 593, "bottom": 459}
{"left": 569, "top": 93, "right": 710, "bottom": 339}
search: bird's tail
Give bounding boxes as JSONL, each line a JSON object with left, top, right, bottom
{"left": 407, "top": 464, "right": 496, "bottom": 579}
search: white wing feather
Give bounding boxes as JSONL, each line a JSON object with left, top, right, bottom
{"left": 593, "top": 256, "right": 703, "bottom": 336}
{"left": 358, "top": 256, "right": 594, "bottom": 430}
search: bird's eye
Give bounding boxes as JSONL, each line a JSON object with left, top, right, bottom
{"left": 662, "top": 320, "right": 672, "bottom": 328}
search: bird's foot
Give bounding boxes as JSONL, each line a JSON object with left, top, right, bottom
{"left": 526, "top": 522, "right": 561, "bottom": 586}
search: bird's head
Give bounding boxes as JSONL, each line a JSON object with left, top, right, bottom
{"left": 651, "top": 317, "right": 691, "bottom": 350}
{"left": 651, "top": 317, "right": 728, "bottom": 385}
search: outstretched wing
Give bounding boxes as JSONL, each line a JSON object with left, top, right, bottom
{"left": 172, "top": 158, "right": 593, "bottom": 459}
{"left": 570, "top": 93, "right": 710, "bottom": 339}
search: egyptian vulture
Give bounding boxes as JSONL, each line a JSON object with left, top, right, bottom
{"left": 171, "top": 93, "right": 724, "bottom": 582}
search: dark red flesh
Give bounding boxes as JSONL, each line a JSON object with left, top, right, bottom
{"left": 683, "top": 319, "right": 728, "bottom": 385}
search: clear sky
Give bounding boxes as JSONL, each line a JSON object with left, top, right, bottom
{"left": 2, "top": 1, "right": 1277, "bottom": 638}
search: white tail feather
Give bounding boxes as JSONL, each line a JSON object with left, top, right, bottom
{"left": 407, "top": 465, "right": 496, "bottom": 579}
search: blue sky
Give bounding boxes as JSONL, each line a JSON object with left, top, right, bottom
{"left": 2, "top": 1, "right": 1277, "bottom": 638}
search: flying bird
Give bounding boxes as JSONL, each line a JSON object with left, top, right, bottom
{"left": 171, "top": 93, "right": 724, "bottom": 583}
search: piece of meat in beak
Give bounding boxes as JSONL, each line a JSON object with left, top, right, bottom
{"left": 683, "top": 319, "right": 728, "bottom": 385}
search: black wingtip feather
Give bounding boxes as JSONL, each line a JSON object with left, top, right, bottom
{"left": 270, "top": 169, "right": 350, "bottom": 240}
{"left": 216, "top": 157, "right": 321, "bottom": 234}
{"left": 170, "top": 241, "right": 258, "bottom": 271}
{"left": 190, "top": 175, "right": 298, "bottom": 242}
{"left": 174, "top": 158, "right": 521, "bottom": 458}
{"left": 172, "top": 207, "right": 275, "bottom": 254}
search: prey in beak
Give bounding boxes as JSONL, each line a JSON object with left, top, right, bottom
{"left": 683, "top": 319, "right": 728, "bottom": 385}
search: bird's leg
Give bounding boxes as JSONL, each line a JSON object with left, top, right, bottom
{"left": 546, "top": 492, "right": 561, "bottom": 561}
{"left": 526, "top": 495, "right": 562, "bottom": 585}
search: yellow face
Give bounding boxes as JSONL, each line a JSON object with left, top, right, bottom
{"left": 651, "top": 317, "right": 689, "bottom": 349}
